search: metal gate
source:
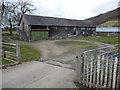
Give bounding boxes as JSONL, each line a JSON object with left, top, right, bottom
{"left": 75, "top": 44, "right": 120, "bottom": 88}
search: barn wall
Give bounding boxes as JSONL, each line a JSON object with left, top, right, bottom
{"left": 19, "top": 23, "right": 96, "bottom": 41}
{"left": 20, "top": 19, "right": 29, "bottom": 35}
{"left": 49, "top": 26, "right": 96, "bottom": 38}
{"left": 31, "top": 31, "right": 48, "bottom": 41}
{"left": 19, "top": 19, "right": 30, "bottom": 41}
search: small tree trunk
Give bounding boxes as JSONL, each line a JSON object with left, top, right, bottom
{"left": 9, "top": 18, "right": 12, "bottom": 35}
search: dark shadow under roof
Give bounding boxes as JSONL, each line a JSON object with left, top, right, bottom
{"left": 23, "top": 14, "right": 95, "bottom": 27}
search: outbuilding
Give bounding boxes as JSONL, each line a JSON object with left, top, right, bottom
{"left": 19, "top": 14, "right": 96, "bottom": 41}
{"left": 96, "top": 27, "right": 120, "bottom": 37}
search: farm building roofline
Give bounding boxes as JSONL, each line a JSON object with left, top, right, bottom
{"left": 23, "top": 14, "right": 95, "bottom": 27}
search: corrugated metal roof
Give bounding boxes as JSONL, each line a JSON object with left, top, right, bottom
{"left": 96, "top": 27, "right": 120, "bottom": 32}
{"left": 23, "top": 14, "right": 95, "bottom": 27}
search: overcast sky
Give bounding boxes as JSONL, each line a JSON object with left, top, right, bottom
{"left": 32, "top": 0, "right": 119, "bottom": 20}
{"left": 5, "top": 0, "right": 119, "bottom": 20}
{"left": 30, "top": 0, "right": 119, "bottom": 20}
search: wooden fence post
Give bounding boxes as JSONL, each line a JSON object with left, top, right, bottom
{"left": 93, "top": 56, "right": 97, "bottom": 87}
{"left": 100, "top": 55, "right": 105, "bottom": 87}
{"left": 79, "top": 53, "right": 84, "bottom": 83}
{"left": 16, "top": 43, "right": 20, "bottom": 63}
{"left": 108, "top": 56, "right": 113, "bottom": 88}
{"left": 86, "top": 53, "right": 89, "bottom": 87}
{"left": 83, "top": 53, "right": 86, "bottom": 86}
{"left": 75, "top": 52, "right": 83, "bottom": 83}
{"left": 96, "top": 56, "right": 100, "bottom": 87}
{"left": 117, "top": 56, "right": 120, "bottom": 89}
{"left": 112, "top": 57, "right": 118, "bottom": 88}
{"left": 3, "top": 47, "right": 6, "bottom": 58}
{"left": 75, "top": 55, "right": 79, "bottom": 82}
{"left": 89, "top": 55, "right": 94, "bottom": 87}
{"left": 104, "top": 55, "right": 109, "bottom": 88}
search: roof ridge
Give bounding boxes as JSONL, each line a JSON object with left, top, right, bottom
{"left": 24, "top": 14, "right": 82, "bottom": 21}
{"left": 23, "top": 14, "right": 94, "bottom": 26}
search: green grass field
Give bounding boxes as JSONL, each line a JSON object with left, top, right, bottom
{"left": 56, "top": 41, "right": 99, "bottom": 51}
{"left": 74, "top": 36, "right": 120, "bottom": 45}
{"left": 2, "top": 31, "right": 17, "bottom": 34}
{"left": 20, "top": 45, "right": 41, "bottom": 62}
{"left": 1, "top": 45, "right": 41, "bottom": 65}
{"left": 97, "top": 19, "right": 119, "bottom": 27}
{"left": 0, "top": 59, "right": 13, "bottom": 65}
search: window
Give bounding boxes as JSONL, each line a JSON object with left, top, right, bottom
{"left": 86, "top": 28, "right": 91, "bottom": 30}
{"left": 52, "top": 26, "right": 58, "bottom": 29}
{"left": 92, "top": 28, "right": 95, "bottom": 30}
{"left": 81, "top": 28, "right": 85, "bottom": 30}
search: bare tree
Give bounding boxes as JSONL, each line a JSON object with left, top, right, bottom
{"left": 0, "top": 0, "right": 5, "bottom": 19}
{"left": 2, "top": 0, "right": 36, "bottom": 35}
{"left": 12, "top": 0, "right": 36, "bottom": 26}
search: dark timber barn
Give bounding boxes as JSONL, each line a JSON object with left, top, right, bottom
{"left": 19, "top": 14, "right": 96, "bottom": 41}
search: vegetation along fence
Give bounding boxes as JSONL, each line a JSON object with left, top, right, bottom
{"left": 1, "top": 42, "right": 20, "bottom": 66}
{"left": 76, "top": 44, "right": 120, "bottom": 88}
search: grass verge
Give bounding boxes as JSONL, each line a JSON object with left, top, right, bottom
{"left": 56, "top": 41, "right": 99, "bottom": 51}
{"left": 1, "top": 45, "right": 41, "bottom": 65}
{"left": 73, "top": 36, "right": 120, "bottom": 45}
{"left": 2, "top": 31, "right": 17, "bottom": 34}
{"left": 0, "top": 59, "right": 13, "bottom": 65}
{"left": 20, "top": 45, "right": 41, "bottom": 62}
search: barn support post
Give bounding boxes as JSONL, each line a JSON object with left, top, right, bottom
{"left": 47, "top": 26, "right": 49, "bottom": 30}
{"left": 94, "top": 28, "right": 96, "bottom": 36}
{"left": 28, "top": 25, "right": 31, "bottom": 42}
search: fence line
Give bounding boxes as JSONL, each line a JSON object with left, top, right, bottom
{"left": 76, "top": 44, "right": 120, "bottom": 88}
{"left": 1, "top": 42, "right": 20, "bottom": 66}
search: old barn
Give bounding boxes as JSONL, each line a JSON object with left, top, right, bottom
{"left": 19, "top": 14, "right": 96, "bottom": 41}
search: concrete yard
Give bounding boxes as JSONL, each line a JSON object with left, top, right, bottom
{"left": 2, "top": 61, "right": 76, "bottom": 88}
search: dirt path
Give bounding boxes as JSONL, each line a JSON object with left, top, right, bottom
{"left": 30, "top": 40, "right": 69, "bottom": 59}
{"left": 25, "top": 40, "right": 109, "bottom": 59}
{"left": 17, "top": 39, "right": 111, "bottom": 69}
